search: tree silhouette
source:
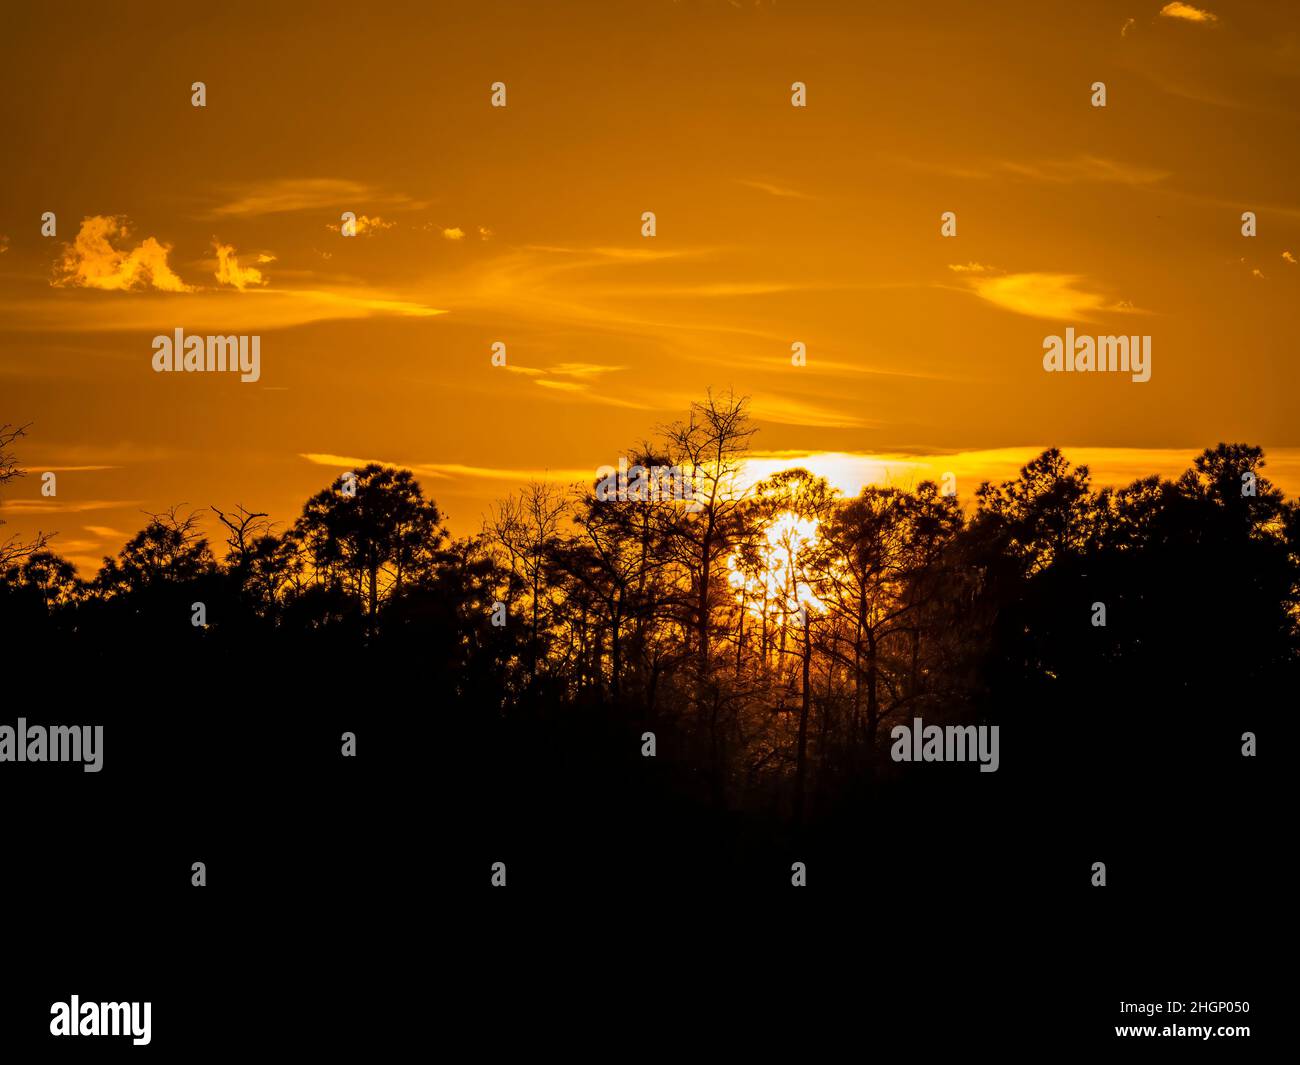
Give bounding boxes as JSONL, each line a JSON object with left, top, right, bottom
{"left": 2, "top": 409, "right": 1294, "bottom": 865}
{"left": 294, "top": 464, "right": 446, "bottom": 638}
{"left": 0, "top": 423, "right": 50, "bottom": 567}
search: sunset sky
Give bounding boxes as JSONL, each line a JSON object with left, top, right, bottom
{"left": 2, "top": 0, "right": 1298, "bottom": 571}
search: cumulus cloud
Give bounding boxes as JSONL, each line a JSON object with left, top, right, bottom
{"left": 425, "top": 223, "right": 491, "bottom": 240}
{"left": 52, "top": 216, "right": 193, "bottom": 292}
{"left": 1283, "top": 251, "right": 1296, "bottom": 264}
{"left": 1159, "top": 3, "right": 1217, "bottom": 23}
{"left": 947, "top": 262, "right": 994, "bottom": 274}
{"left": 212, "top": 240, "right": 268, "bottom": 290}
{"left": 0, "top": 235, "right": 9, "bottom": 254}
{"left": 325, "top": 214, "right": 395, "bottom": 236}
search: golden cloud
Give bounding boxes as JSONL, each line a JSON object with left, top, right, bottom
{"left": 212, "top": 240, "right": 268, "bottom": 290}
{"left": 299, "top": 453, "right": 591, "bottom": 483}
{"left": 2, "top": 286, "right": 444, "bottom": 331}
{"left": 1159, "top": 2, "right": 1217, "bottom": 23}
{"left": 52, "top": 216, "right": 194, "bottom": 293}
{"left": 965, "top": 272, "right": 1137, "bottom": 321}
{"left": 325, "top": 214, "right": 395, "bottom": 236}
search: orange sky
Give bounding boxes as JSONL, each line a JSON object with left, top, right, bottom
{"left": 2, "top": 0, "right": 1298, "bottom": 571}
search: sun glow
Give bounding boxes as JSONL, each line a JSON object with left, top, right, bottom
{"left": 728, "top": 510, "right": 825, "bottom": 619}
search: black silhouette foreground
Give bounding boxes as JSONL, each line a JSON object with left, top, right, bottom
{"left": 1, "top": 401, "right": 1291, "bottom": 893}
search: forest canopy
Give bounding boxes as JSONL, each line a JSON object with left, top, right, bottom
{"left": 3, "top": 399, "right": 1296, "bottom": 835}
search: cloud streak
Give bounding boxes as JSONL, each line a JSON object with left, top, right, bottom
{"left": 736, "top": 179, "right": 811, "bottom": 200}
{"left": 6, "top": 286, "right": 445, "bottom": 331}
{"left": 895, "top": 154, "right": 1169, "bottom": 186}
{"left": 211, "top": 179, "right": 425, "bottom": 218}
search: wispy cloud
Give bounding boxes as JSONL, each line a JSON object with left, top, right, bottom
{"left": 5, "top": 286, "right": 444, "bottom": 331}
{"left": 507, "top": 362, "right": 623, "bottom": 381}
{"left": 30, "top": 465, "right": 121, "bottom": 472}
{"left": 736, "top": 179, "right": 811, "bottom": 200}
{"left": 523, "top": 244, "right": 701, "bottom": 264}
{"left": 548, "top": 363, "right": 623, "bottom": 379}
{"left": 211, "top": 179, "right": 425, "bottom": 218}
{"left": 748, "top": 393, "right": 873, "bottom": 430}
{"left": 996, "top": 157, "right": 1169, "bottom": 185}
{"left": 1, "top": 499, "right": 139, "bottom": 514}
{"left": 961, "top": 272, "right": 1139, "bottom": 321}
{"left": 895, "top": 154, "right": 1168, "bottom": 186}
{"left": 299, "top": 452, "right": 591, "bottom": 483}
{"left": 502, "top": 361, "right": 648, "bottom": 406}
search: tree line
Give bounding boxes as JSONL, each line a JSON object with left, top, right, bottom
{"left": 3, "top": 398, "right": 1295, "bottom": 831}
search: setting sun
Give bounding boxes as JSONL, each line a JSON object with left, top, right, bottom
{"left": 728, "top": 510, "right": 824, "bottom": 623}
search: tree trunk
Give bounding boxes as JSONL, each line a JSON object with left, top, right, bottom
{"left": 735, "top": 588, "right": 745, "bottom": 677}
{"left": 865, "top": 625, "right": 879, "bottom": 745}
{"left": 793, "top": 608, "right": 812, "bottom": 827}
